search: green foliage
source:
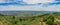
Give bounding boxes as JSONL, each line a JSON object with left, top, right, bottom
{"left": 46, "top": 17, "right": 54, "bottom": 25}
{"left": 0, "top": 12, "right": 60, "bottom": 25}
{"left": 0, "top": 14, "right": 4, "bottom": 16}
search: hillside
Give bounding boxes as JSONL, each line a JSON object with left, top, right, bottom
{"left": 0, "top": 11, "right": 60, "bottom": 25}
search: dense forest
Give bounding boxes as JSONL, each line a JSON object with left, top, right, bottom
{"left": 0, "top": 12, "right": 60, "bottom": 25}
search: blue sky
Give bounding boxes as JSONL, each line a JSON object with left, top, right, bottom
{"left": 0, "top": 0, "right": 60, "bottom": 11}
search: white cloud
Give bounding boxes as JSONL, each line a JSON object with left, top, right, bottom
{"left": 23, "top": 0, "right": 55, "bottom": 4}
{"left": 0, "top": 0, "right": 6, "bottom": 3}
{"left": 0, "top": 4, "right": 60, "bottom": 12}
{"left": 0, "top": 0, "right": 18, "bottom": 3}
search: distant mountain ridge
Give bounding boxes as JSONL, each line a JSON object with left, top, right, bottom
{"left": 0, "top": 11, "right": 56, "bottom": 16}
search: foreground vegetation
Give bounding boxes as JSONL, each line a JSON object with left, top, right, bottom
{"left": 0, "top": 12, "right": 60, "bottom": 25}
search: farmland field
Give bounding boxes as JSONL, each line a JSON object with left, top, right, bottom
{"left": 0, "top": 11, "right": 60, "bottom": 25}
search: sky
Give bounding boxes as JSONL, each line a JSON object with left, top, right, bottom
{"left": 23, "top": 0, "right": 55, "bottom": 4}
{"left": 0, "top": 0, "right": 60, "bottom": 11}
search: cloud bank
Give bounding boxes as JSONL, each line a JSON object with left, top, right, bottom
{"left": 0, "top": 4, "right": 60, "bottom": 12}
{"left": 23, "top": 0, "right": 55, "bottom": 4}
{"left": 0, "top": 0, "right": 60, "bottom": 12}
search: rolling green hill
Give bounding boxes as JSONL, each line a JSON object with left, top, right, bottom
{"left": 0, "top": 11, "right": 60, "bottom": 25}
